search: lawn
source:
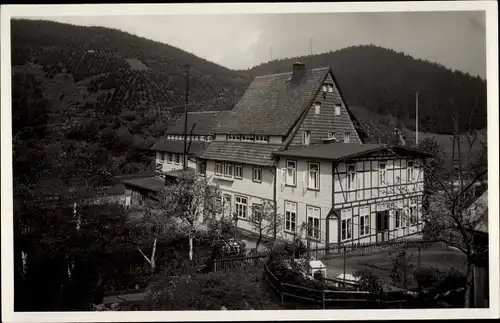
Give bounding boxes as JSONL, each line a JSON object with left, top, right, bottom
{"left": 322, "top": 245, "right": 467, "bottom": 289}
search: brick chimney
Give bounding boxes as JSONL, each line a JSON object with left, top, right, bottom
{"left": 292, "top": 62, "right": 306, "bottom": 83}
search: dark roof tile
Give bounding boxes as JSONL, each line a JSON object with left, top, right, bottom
{"left": 274, "top": 143, "right": 433, "bottom": 161}
{"left": 150, "top": 140, "right": 210, "bottom": 156}
{"left": 200, "top": 142, "right": 282, "bottom": 166}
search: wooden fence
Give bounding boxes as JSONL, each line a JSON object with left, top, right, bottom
{"left": 213, "top": 254, "right": 268, "bottom": 272}
{"left": 309, "top": 238, "right": 445, "bottom": 260}
{"left": 263, "top": 263, "right": 384, "bottom": 309}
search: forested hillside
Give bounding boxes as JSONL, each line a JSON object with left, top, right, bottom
{"left": 11, "top": 19, "right": 247, "bottom": 194}
{"left": 241, "top": 45, "right": 487, "bottom": 135}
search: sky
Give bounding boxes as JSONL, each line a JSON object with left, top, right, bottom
{"left": 28, "top": 11, "right": 486, "bottom": 78}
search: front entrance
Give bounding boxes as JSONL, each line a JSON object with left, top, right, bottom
{"left": 376, "top": 210, "right": 389, "bottom": 242}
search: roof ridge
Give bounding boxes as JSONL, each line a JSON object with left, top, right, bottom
{"left": 254, "top": 66, "right": 330, "bottom": 79}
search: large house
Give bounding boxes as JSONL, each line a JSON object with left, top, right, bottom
{"left": 131, "top": 62, "right": 431, "bottom": 247}
{"left": 197, "top": 62, "right": 432, "bottom": 246}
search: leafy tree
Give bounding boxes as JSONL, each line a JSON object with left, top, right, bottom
{"left": 250, "top": 200, "right": 283, "bottom": 252}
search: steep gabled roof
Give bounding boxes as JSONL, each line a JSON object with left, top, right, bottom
{"left": 214, "top": 67, "right": 330, "bottom": 136}
{"left": 166, "top": 110, "right": 231, "bottom": 135}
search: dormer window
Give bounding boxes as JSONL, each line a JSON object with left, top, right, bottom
{"left": 328, "top": 132, "right": 336, "bottom": 139}
{"left": 255, "top": 135, "right": 269, "bottom": 143}
{"left": 344, "top": 132, "right": 351, "bottom": 143}
{"left": 314, "top": 102, "right": 321, "bottom": 115}
{"left": 242, "top": 135, "right": 255, "bottom": 142}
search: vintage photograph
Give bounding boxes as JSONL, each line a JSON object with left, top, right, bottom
{"left": 1, "top": 1, "right": 498, "bottom": 321}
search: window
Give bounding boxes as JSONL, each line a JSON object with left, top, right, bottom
{"left": 395, "top": 209, "right": 402, "bottom": 228}
{"left": 174, "top": 153, "right": 180, "bottom": 165}
{"left": 335, "top": 104, "right": 341, "bottom": 116}
{"left": 285, "top": 201, "right": 297, "bottom": 233}
{"left": 167, "top": 152, "right": 172, "bottom": 164}
{"left": 302, "top": 131, "right": 311, "bottom": 145}
{"left": 410, "top": 205, "right": 417, "bottom": 224}
{"left": 235, "top": 196, "right": 248, "bottom": 219}
{"left": 322, "top": 84, "right": 328, "bottom": 92}
{"left": 215, "top": 162, "right": 223, "bottom": 175}
{"left": 308, "top": 163, "right": 320, "bottom": 190}
{"left": 199, "top": 161, "right": 206, "bottom": 176}
{"left": 379, "top": 162, "right": 386, "bottom": 186}
{"left": 252, "top": 203, "right": 262, "bottom": 223}
{"left": 328, "top": 132, "right": 336, "bottom": 139}
{"left": 235, "top": 164, "right": 243, "bottom": 179}
{"left": 344, "top": 132, "right": 351, "bottom": 143}
{"left": 286, "top": 160, "right": 297, "bottom": 186}
{"left": 360, "top": 214, "right": 370, "bottom": 236}
{"left": 407, "top": 161, "right": 415, "bottom": 182}
{"left": 223, "top": 194, "right": 232, "bottom": 217}
{"left": 255, "top": 135, "right": 269, "bottom": 143}
{"left": 307, "top": 206, "right": 320, "bottom": 240}
{"left": 253, "top": 166, "right": 262, "bottom": 183}
{"left": 224, "top": 162, "right": 233, "bottom": 177}
{"left": 347, "top": 164, "right": 356, "bottom": 191}
{"left": 227, "top": 134, "right": 241, "bottom": 141}
{"left": 160, "top": 152, "right": 165, "bottom": 162}
{"left": 314, "top": 102, "right": 321, "bottom": 115}
{"left": 242, "top": 135, "right": 255, "bottom": 142}
{"left": 327, "top": 84, "right": 334, "bottom": 93}
{"left": 341, "top": 218, "right": 352, "bottom": 240}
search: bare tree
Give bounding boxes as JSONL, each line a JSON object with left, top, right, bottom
{"left": 152, "top": 174, "right": 221, "bottom": 261}
{"left": 250, "top": 200, "right": 283, "bottom": 252}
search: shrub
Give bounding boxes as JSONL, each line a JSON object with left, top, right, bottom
{"left": 413, "top": 267, "right": 442, "bottom": 291}
{"left": 354, "top": 269, "right": 383, "bottom": 295}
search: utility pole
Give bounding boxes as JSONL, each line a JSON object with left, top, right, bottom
{"left": 415, "top": 92, "right": 419, "bottom": 145}
{"left": 309, "top": 37, "right": 313, "bottom": 67}
{"left": 183, "top": 65, "right": 190, "bottom": 170}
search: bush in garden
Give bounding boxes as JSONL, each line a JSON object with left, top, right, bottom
{"left": 413, "top": 267, "right": 443, "bottom": 291}
{"left": 413, "top": 267, "right": 466, "bottom": 295}
{"left": 141, "top": 264, "right": 282, "bottom": 310}
{"left": 354, "top": 269, "right": 383, "bottom": 295}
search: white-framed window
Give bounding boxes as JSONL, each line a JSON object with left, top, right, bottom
{"left": 235, "top": 196, "right": 248, "bottom": 219}
{"left": 223, "top": 194, "right": 232, "bottom": 217}
{"left": 285, "top": 201, "right": 297, "bottom": 233}
{"left": 255, "top": 135, "right": 269, "bottom": 143}
{"left": 224, "top": 162, "right": 233, "bottom": 177}
{"left": 322, "top": 84, "right": 328, "bottom": 92}
{"left": 253, "top": 166, "right": 262, "bottom": 183}
{"left": 174, "top": 153, "right": 180, "bottom": 165}
{"left": 306, "top": 206, "right": 320, "bottom": 240}
{"left": 199, "top": 160, "right": 206, "bottom": 176}
{"left": 167, "top": 152, "right": 172, "bottom": 164}
{"left": 347, "top": 164, "right": 356, "bottom": 191}
{"left": 335, "top": 104, "right": 341, "bottom": 116}
{"left": 379, "top": 162, "right": 386, "bottom": 186}
{"left": 344, "top": 132, "right": 351, "bottom": 143}
{"left": 395, "top": 209, "right": 402, "bottom": 228}
{"left": 341, "top": 218, "right": 352, "bottom": 241}
{"left": 328, "top": 132, "right": 336, "bottom": 139}
{"left": 215, "top": 162, "right": 223, "bottom": 175}
{"left": 242, "top": 135, "right": 255, "bottom": 142}
{"left": 314, "top": 102, "right": 321, "bottom": 115}
{"left": 410, "top": 205, "right": 417, "bottom": 224}
{"left": 286, "top": 160, "right": 297, "bottom": 186}
{"left": 360, "top": 214, "right": 370, "bottom": 236}
{"left": 327, "top": 84, "right": 334, "bottom": 93}
{"left": 407, "top": 161, "right": 415, "bottom": 182}
{"left": 252, "top": 203, "right": 262, "bottom": 223}
{"left": 302, "top": 131, "right": 311, "bottom": 145}
{"left": 227, "top": 134, "right": 241, "bottom": 141}
{"left": 234, "top": 164, "right": 243, "bottom": 179}
{"left": 308, "top": 162, "right": 320, "bottom": 190}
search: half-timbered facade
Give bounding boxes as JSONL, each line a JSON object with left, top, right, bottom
{"left": 274, "top": 143, "right": 432, "bottom": 247}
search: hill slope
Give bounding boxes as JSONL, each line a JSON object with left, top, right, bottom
{"left": 241, "top": 45, "right": 487, "bottom": 135}
{"left": 11, "top": 19, "right": 248, "bottom": 193}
